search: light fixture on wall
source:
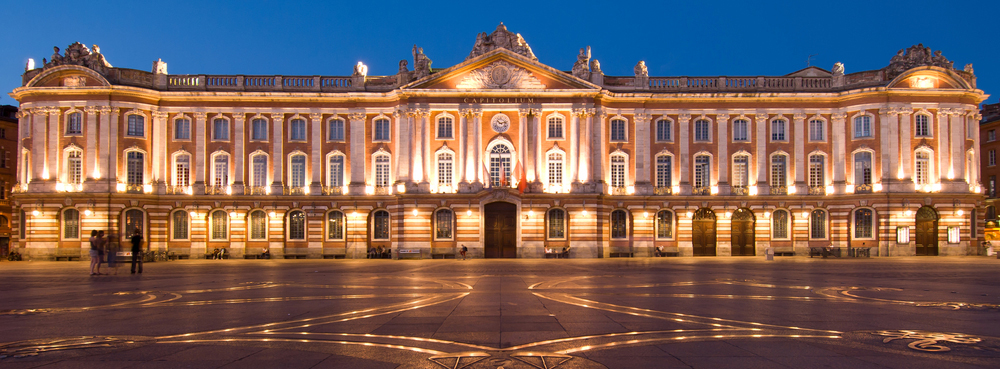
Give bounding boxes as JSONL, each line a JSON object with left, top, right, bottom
{"left": 467, "top": 200, "right": 472, "bottom": 217}
{"left": 412, "top": 200, "right": 419, "bottom": 216}
{"left": 581, "top": 200, "right": 588, "bottom": 216}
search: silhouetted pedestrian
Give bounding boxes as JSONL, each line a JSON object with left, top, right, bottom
{"left": 130, "top": 231, "right": 143, "bottom": 274}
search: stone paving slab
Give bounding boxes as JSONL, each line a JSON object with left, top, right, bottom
{"left": 0, "top": 258, "right": 998, "bottom": 368}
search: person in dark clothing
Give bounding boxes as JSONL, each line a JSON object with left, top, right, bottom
{"left": 130, "top": 231, "right": 143, "bottom": 274}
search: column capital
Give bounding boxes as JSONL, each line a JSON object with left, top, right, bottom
{"left": 518, "top": 108, "right": 531, "bottom": 118}
{"left": 270, "top": 112, "right": 284, "bottom": 122}
{"left": 678, "top": 113, "right": 692, "bottom": 122}
{"left": 470, "top": 109, "right": 483, "bottom": 118}
{"left": 793, "top": 113, "right": 808, "bottom": 121}
{"left": 190, "top": 112, "right": 208, "bottom": 121}
{"left": 152, "top": 111, "right": 169, "bottom": 120}
{"left": 47, "top": 107, "right": 61, "bottom": 116}
{"left": 754, "top": 113, "right": 768, "bottom": 122}
{"left": 110, "top": 107, "right": 121, "bottom": 115}
{"left": 716, "top": 113, "right": 730, "bottom": 122}
{"left": 348, "top": 112, "right": 367, "bottom": 121}
{"left": 308, "top": 112, "right": 323, "bottom": 121}
{"left": 98, "top": 106, "right": 112, "bottom": 115}
{"left": 831, "top": 112, "right": 847, "bottom": 121}
{"left": 84, "top": 106, "right": 100, "bottom": 115}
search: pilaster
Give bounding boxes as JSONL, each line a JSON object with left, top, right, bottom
{"left": 568, "top": 108, "right": 581, "bottom": 184}
{"left": 397, "top": 109, "right": 411, "bottom": 183}
{"left": 831, "top": 113, "right": 847, "bottom": 187}
{"left": 677, "top": 113, "right": 691, "bottom": 192}
{"left": 716, "top": 113, "right": 730, "bottom": 187}
{"left": 194, "top": 112, "right": 207, "bottom": 187}
{"left": 899, "top": 109, "right": 912, "bottom": 181}
{"left": 580, "top": 109, "right": 593, "bottom": 183}
{"left": 31, "top": 108, "right": 47, "bottom": 181}
{"left": 85, "top": 106, "right": 99, "bottom": 181}
{"left": 878, "top": 107, "right": 892, "bottom": 183}
{"left": 98, "top": 107, "right": 111, "bottom": 183}
{"left": 108, "top": 107, "right": 119, "bottom": 182}
{"left": 461, "top": 109, "right": 476, "bottom": 182}
{"left": 47, "top": 108, "right": 59, "bottom": 182}
{"left": 634, "top": 111, "right": 651, "bottom": 189}
{"left": 754, "top": 113, "right": 768, "bottom": 187}
{"left": 970, "top": 111, "right": 982, "bottom": 186}
{"left": 937, "top": 109, "right": 950, "bottom": 182}
{"left": 471, "top": 109, "right": 483, "bottom": 183}
{"left": 309, "top": 112, "right": 322, "bottom": 192}
{"left": 348, "top": 112, "right": 366, "bottom": 192}
{"left": 270, "top": 112, "right": 284, "bottom": 193}
{"left": 950, "top": 109, "right": 965, "bottom": 182}
{"left": 793, "top": 113, "right": 806, "bottom": 188}
{"left": 152, "top": 111, "right": 168, "bottom": 188}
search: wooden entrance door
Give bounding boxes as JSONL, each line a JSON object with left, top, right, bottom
{"left": 731, "top": 208, "right": 755, "bottom": 256}
{"left": 692, "top": 208, "right": 717, "bottom": 256}
{"left": 484, "top": 202, "right": 517, "bottom": 258}
{"left": 915, "top": 206, "right": 939, "bottom": 256}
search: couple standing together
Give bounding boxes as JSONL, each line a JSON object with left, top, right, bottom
{"left": 89, "top": 230, "right": 144, "bottom": 275}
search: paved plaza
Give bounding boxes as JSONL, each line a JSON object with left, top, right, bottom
{"left": 0, "top": 257, "right": 998, "bottom": 368}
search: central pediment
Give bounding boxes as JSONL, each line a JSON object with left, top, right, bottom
{"left": 402, "top": 48, "right": 599, "bottom": 91}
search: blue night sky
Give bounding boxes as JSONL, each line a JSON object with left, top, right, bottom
{"left": 3, "top": 0, "right": 998, "bottom": 106}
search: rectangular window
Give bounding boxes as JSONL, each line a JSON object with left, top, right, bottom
{"left": 548, "top": 153, "right": 563, "bottom": 186}
{"left": 251, "top": 156, "right": 266, "bottom": 187}
{"left": 809, "top": 119, "right": 825, "bottom": 141}
{"left": 67, "top": 151, "right": 82, "bottom": 185}
{"left": 211, "top": 212, "right": 227, "bottom": 240}
{"left": 694, "top": 155, "right": 710, "bottom": 188}
{"left": 213, "top": 118, "right": 229, "bottom": 141}
{"left": 127, "top": 115, "right": 144, "bottom": 137}
{"left": 329, "top": 156, "right": 344, "bottom": 187}
{"left": 290, "top": 119, "right": 306, "bottom": 141}
{"left": 174, "top": 119, "right": 191, "bottom": 140}
{"left": 854, "top": 152, "right": 872, "bottom": 185}
{"left": 435, "top": 210, "right": 453, "bottom": 239}
{"left": 990, "top": 150, "right": 996, "bottom": 166}
{"left": 249, "top": 211, "right": 267, "bottom": 240}
{"left": 176, "top": 155, "right": 190, "bottom": 186}
{"left": 854, "top": 209, "right": 874, "bottom": 239}
{"left": 656, "top": 211, "right": 673, "bottom": 239}
{"left": 771, "top": 155, "right": 787, "bottom": 187}
{"left": 438, "top": 117, "right": 453, "bottom": 139}
{"left": 656, "top": 120, "right": 671, "bottom": 142}
{"left": 63, "top": 210, "right": 79, "bottom": 239}
{"left": 989, "top": 130, "right": 996, "bottom": 142}
{"left": 810, "top": 211, "right": 826, "bottom": 239}
{"left": 290, "top": 155, "right": 306, "bottom": 187}
{"left": 610, "top": 119, "right": 627, "bottom": 141}
{"left": 172, "top": 211, "right": 189, "bottom": 240}
{"left": 656, "top": 155, "right": 672, "bottom": 188}
{"left": 548, "top": 209, "right": 565, "bottom": 239}
{"left": 611, "top": 210, "right": 628, "bottom": 239}
{"left": 67, "top": 113, "right": 82, "bottom": 135}
{"left": 375, "top": 156, "right": 390, "bottom": 187}
{"left": 854, "top": 115, "right": 872, "bottom": 138}
{"left": 732, "top": 120, "right": 748, "bottom": 141}
{"left": 732, "top": 155, "right": 748, "bottom": 187}
{"left": 771, "top": 120, "right": 786, "bottom": 141}
{"left": 915, "top": 115, "right": 931, "bottom": 137}
{"left": 772, "top": 210, "right": 789, "bottom": 239}
{"left": 610, "top": 156, "right": 626, "bottom": 188}
{"left": 438, "top": 153, "right": 453, "bottom": 187}
{"left": 374, "top": 119, "right": 390, "bottom": 141}
{"left": 915, "top": 153, "right": 930, "bottom": 185}
{"left": 548, "top": 117, "right": 564, "bottom": 139}
{"left": 327, "top": 212, "right": 344, "bottom": 240}
{"left": 126, "top": 152, "right": 143, "bottom": 185}
{"left": 251, "top": 118, "right": 267, "bottom": 140}
{"left": 328, "top": 119, "right": 344, "bottom": 141}
{"left": 694, "top": 120, "right": 710, "bottom": 142}
{"left": 809, "top": 155, "right": 824, "bottom": 188}
{"left": 991, "top": 176, "right": 997, "bottom": 198}
{"left": 213, "top": 156, "right": 228, "bottom": 187}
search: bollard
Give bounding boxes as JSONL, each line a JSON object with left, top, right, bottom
{"left": 765, "top": 247, "right": 774, "bottom": 261}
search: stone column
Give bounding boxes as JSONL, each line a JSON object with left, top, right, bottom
{"left": 15, "top": 110, "right": 27, "bottom": 184}
{"left": 754, "top": 113, "right": 768, "bottom": 188}
{"left": 793, "top": 113, "right": 806, "bottom": 191}
{"left": 568, "top": 109, "right": 580, "bottom": 185}
{"left": 592, "top": 111, "right": 608, "bottom": 189}
{"left": 85, "top": 107, "right": 99, "bottom": 181}
{"left": 634, "top": 112, "right": 651, "bottom": 191}
{"left": 461, "top": 109, "right": 475, "bottom": 182}
{"left": 396, "top": 109, "right": 411, "bottom": 183}
{"left": 970, "top": 111, "right": 982, "bottom": 186}
{"left": 677, "top": 113, "right": 691, "bottom": 192}
{"left": 47, "top": 108, "right": 59, "bottom": 182}
{"left": 194, "top": 112, "right": 207, "bottom": 188}
{"left": 455, "top": 109, "right": 465, "bottom": 185}
{"left": 232, "top": 112, "right": 245, "bottom": 190}
{"left": 152, "top": 111, "right": 168, "bottom": 188}
{"left": 270, "top": 112, "right": 284, "bottom": 194}
{"left": 899, "top": 109, "right": 912, "bottom": 181}
{"left": 31, "top": 108, "right": 47, "bottom": 181}
{"left": 309, "top": 112, "right": 322, "bottom": 193}
{"left": 883, "top": 108, "right": 900, "bottom": 184}
{"left": 98, "top": 107, "right": 111, "bottom": 183}
{"left": 471, "top": 109, "right": 483, "bottom": 183}
{"left": 579, "top": 109, "right": 593, "bottom": 183}
{"left": 534, "top": 109, "right": 543, "bottom": 184}
{"left": 108, "top": 108, "right": 119, "bottom": 182}
{"left": 716, "top": 113, "right": 730, "bottom": 189}
{"left": 950, "top": 109, "right": 965, "bottom": 182}
{"left": 878, "top": 108, "right": 892, "bottom": 184}
{"left": 831, "top": 113, "right": 847, "bottom": 188}
{"left": 518, "top": 108, "right": 529, "bottom": 184}
{"left": 391, "top": 111, "right": 404, "bottom": 186}
{"left": 937, "top": 109, "right": 950, "bottom": 182}
{"left": 348, "top": 112, "right": 366, "bottom": 193}
{"left": 410, "top": 110, "right": 425, "bottom": 183}
{"left": 420, "top": 110, "right": 432, "bottom": 186}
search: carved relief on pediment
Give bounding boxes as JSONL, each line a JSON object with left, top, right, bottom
{"left": 455, "top": 61, "right": 545, "bottom": 89}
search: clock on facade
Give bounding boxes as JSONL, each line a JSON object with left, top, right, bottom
{"left": 491, "top": 113, "right": 510, "bottom": 133}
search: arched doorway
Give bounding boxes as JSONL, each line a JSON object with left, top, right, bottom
{"left": 915, "top": 206, "right": 939, "bottom": 256}
{"left": 731, "top": 208, "right": 755, "bottom": 256}
{"left": 692, "top": 208, "right": 717, "bottom": 256}
{"left": 484, "top": 202, "right": 517, "bottom": 258}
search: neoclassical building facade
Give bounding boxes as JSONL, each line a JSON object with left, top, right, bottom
{"left": 9, "top": 25, "right": 988, "bottom": 259}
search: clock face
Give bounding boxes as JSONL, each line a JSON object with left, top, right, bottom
{"left": 491, "top": 114, "right": 510, "bottom": 133}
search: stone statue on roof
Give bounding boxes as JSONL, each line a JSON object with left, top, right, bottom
{"left": 885, "top": 44, "right": 954, "bottom": 79}
{"left": 572, "top": 47, "right": 591, "bottom": 79}
{"left": 43, "top": 42, "right": 113, "bottom": 74}
{"left": 466, "top": 23, "right": 538, "bottom": 61}
{"left": 634, "top": 61, "right": 648, "bottom": 78}
{"left": 412, "top": 45, "right": 432, "bottom": 79}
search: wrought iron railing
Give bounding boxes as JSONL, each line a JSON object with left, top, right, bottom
{"left": 283, "top": 186, "right": 308, "bottom": 196}
{"left": 653, "top": 186, "right": 673, "bottom": 195}
{"left": 373, "top": 186, "right": 392, "bottom": 195}
{"left": 731, "top": 186, "right": 748, "bottom": 196}
{"left": 609, "top": 186, "right": 628, "bottom": 196}
{"left": 770, "top": 186, "right": 788, "bottom": 195}
{"left": 122, "top": 183, "right": 144, "bottom": 194}
{"left": 808, "top": 186, "right": 825, "bottom": 195}
{"left": 244, "top": 186, "right": 269, "bottom": 195}
{"left": 166, "top": 185, "right": 191, "bottom": 195}
{"left": 692, "top": 187, "right": 711, "bottom": 195}
{"left": 322, "top": 186, "right": 344, "bottom": 195}
{"left": 205, "top": 185, "right": 230, "bottom": 195}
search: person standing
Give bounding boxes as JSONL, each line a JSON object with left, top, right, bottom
{"left": 130, "top": 231, "right": 143, "bottom": 274}
{"left": 460, "top": 245, "right": 467, "bottom": 260}
{"left": 89, "top": 230, "right": 101, "bottom": 275}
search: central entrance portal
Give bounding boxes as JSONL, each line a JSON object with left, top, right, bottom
{"left": 484, "top": 202, "right": 518, "bottom": 258}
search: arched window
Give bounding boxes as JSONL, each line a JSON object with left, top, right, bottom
{"left": 175, "top": 153, "right": 191, "bottom": 187}
{"left": 772, "top": 210, "right": 789, "bottom": 239}
{"left": 62, "top": 208, "right": 80, "bottom": 239}
{"left": 771, "top": 119, "right": 787, "bottom": 141}
{"left": 251, "top": 118, "right": 268, "bottom": 140}
{"left": 249, "top": 210, "right": 267, "bottom": 241}
{"left": 808, "top": 154, "right": 825, "bottom": 189}
{"left": 66, "top": 150, "right": 82, "bottom": 185}
{"left": 210, "top": 210, "right": 228, "bottom": 241}
{"left": 328, "top": 118, "right": 344, "bottom": 141}
{"left": 288, "top": 210, "right": 306, "bottom": 240}
{"left": 250, "top": 154, "right": 267, "bottom": 188}
{"left": 66, "top": 112, "right": 82, "bottom": 135}
{"left": 437, "top": 152, "right": 453, "bottom": 187}
{"left": 610, "top": 154, "right": 627, "bottom": 188}
{"left": 610, "top": 118, "right": 627, "bottom": 141}
{"left": 127, "top": 114, "right": 145, "bottom": 137}
{"left": 374, "top": 154, "right": 390, "bottom": 187}
{"left": 435, "top": 209, "right": 453, "bottom": 240}
{"left": 732, "top": 154, "right": 749, "bottom": 188}
{"left": 124, "top": 209, "right": 144, "bottom": 238}
{"left": 810, "top": 209, "right": 827, "bottom": 239}
{"left": 213, "top": 154, "right": 229, "bottom": 187}
{"left": 327, "top": 211, "right": 345, "bottom": 240}
{"left": 548, "top": 152, "right": 563, "bottom": 187}
{"left": 854, "top": 209, "right": 875, "bottom": 239}
{"left": 694, "top": 119, "right": 711, "bottom": 142}
{"left": 548, "top": 116, "right": 564, "bottom": 139}
{"left": 656, "top": 210, "right": 673, "bottom": 239}
{"left": 489, "top": 144, "right": 512, "bottom": 187}
{"left": 854, "top": 115, "right": 872, "bottom": 138}
{"left": 328, "top": 153, "right": 345, "bottom": 188}
{"left": 126, "top": 151, "right": 144, "bottom": 185}
{"left": 289, "top": 154, "right": 306, "bottom": 188}
{"left": 437, "top": 115, "right": 454, "bottom": 139}
{"left": 915, "top": 114, "right": 931, "bottom": 137}
{"left": 733, "top": 119, "right": 749, "bottom": 142}
{"left": 548, "top": 208, "right": 566, "bottom": 239}
{"left": 655, "top": 119, "right": 671, "bottom": 142}
{"left": 373, "top": 118, "right": 390, "bottom": 141}
{"left": 174, "top": 117, "right": 191, "bottom": 140}
{"left": 212, "top": 118, "right": 229, "bottom": 140}
{"left": 611, "top": 210, "right": 628, "bottom": 239}
{"left": 372, "top": 210, "right": 390, "bottom": 240}
{"left": 656, "top": 155, "right": 672, "bottom": 189}
{"left": 915, "top": 151, "right": 931, "bottom": 185}
{"left": 172, "top": 210, "right": 189, "bottom": 240}
{"left": 289, "top": 118, "right": 306, "bottom": 141}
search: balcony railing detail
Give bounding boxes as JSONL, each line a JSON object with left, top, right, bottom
{"left": 283, "top": 187, "right": 308, "bottom": 196}
{"left": 166, "top": 185, "right": 191, "bottom": 195}
{"left": 653, "top": 186, "right": 673, "bottom": 195}
{"left": 244, "top": 186, "right": 269, "bottom": 195}
{"left": 373, "top": 186, "right": 392, "bottom": 195}
{"left": 808, "top": 186, "right": 826, "bottom": 195}
{"left": 322, "top": 186, "right": 344, "bottom": 195}
{"left": 122, "top": 184, "right": 144, "bottom": 194}
{"left": 609, "top": 186, "right": 628, "bottom": 196}
{"left": 692, "top": 187, "right": 711, "bottom": 195}
{"left": 770, "top": 186, "right": 788, "bottom": 195}
{"left": 205, "top": 185, "right": 230, "bottom": 195}
{"left": 855, "top": 184, "right": 873, "bottom": 194}
{"left": 731, "top": 186, "right": 748, "bottom": 196}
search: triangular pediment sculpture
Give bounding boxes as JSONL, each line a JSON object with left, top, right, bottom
{"left": 402, "top": 48, "right": 599, "bottom": 91}
{"left": 455, "top": 60, "right": 545, "bottom": 89}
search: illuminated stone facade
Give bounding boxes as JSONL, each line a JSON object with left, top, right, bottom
{"left": 9, "top": 27, "right": 988, "bottom": 259}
